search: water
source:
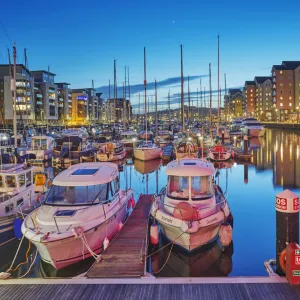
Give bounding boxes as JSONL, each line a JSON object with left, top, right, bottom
{"left": 2, "top": 128, "right": 300, "bottom": 278}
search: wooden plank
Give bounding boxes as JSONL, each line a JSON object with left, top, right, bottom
{"left": 86, "top": 194, "right": 153, "bottom": 278}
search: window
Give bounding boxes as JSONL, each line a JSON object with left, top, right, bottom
{"left": 6, "top": 176, "right": 16, "bottom": 188}
{"left": 17, "top": 198, "right": 24, "bottom": 206}
{"left": 0, "top": 176, "right": 3, "bottom": 187}
{"left": 280, "top": 70, "right": 283, "bottom": 74}
{"left": 280, "top": 103, "right": 283, "bottom": 107}
{"left": 191, "top": 176, "right": 213, "bottom": 200}
{"left": 167, "top": 176, "right": 189, "bottom": 199}
{"left": 280, "top": 97, "right": 283, "bottom": 100}
{"left": 5, "top": 204, "right": 14, "bottom": 214}
{"left": 289, "top": 96, "right": 292, "bottom": 100}
{"left": 26, "top": 171, "right": 32, "bottom": 187}
{"left": 18, "top": 174, "right": 25, "bottom": 187}
{"left": 45, "top": 184, "right": 108, "bottom": 205}
{"left": 289, "top": 103, "right": 292, "bottom": 107}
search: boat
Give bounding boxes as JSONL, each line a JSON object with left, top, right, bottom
{"left": 0, "top": 164, "right": 38, "bottom": 244}
{"left": 120, "top": 130, "right": 139, "bottom": 152}
{"left": 241, "top": 118, "right": 266, "bottom": 137}
{"left": 138, "top": 130, "right": 154, "bottom": 141}
{"left": 97, "top": 142, "right": 126, "bottom": 162}
{"left": 150, "top": 158, "right": 232, "bottom": 251}
{"left": 215, "top": 125, "right": 230, "bottom": 140}
{"left": 52, "top": 136, "right": 96, "bottom": 165}
{"left": 134, "top": 141, "right": 162, "bottom": 161}
{"left": 175, "top": 140, "right": 198, "bottom": 159}
{"left": 21, "top": 162, "right": 134, "bottom": 270}
{"left": 133, "top": 158, "right": 161, "bottom": 175}
{"left": 26, "top": 136, "right": 55, "bottom": 162}
{"left": 208, "top": 145, "right": 232, "bottom": 161}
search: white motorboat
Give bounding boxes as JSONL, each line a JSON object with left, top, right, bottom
{"left": 97, "top": 142, "right": 126, "bottom": 162}
{"left": 120, "top": 130, "right": 139, "bottom": 152}
{"left": 0, "top": 164, "right": 37, "bottom": 244}
{"left": 133, "top": 141, "right": 162, "bottom": 161}
{"left": 241, "top": 118, "right": 265, "bottom": 137}
{"left": 208, "top": 145, "right": 232, "bottom": 161}
{"left": 26, "top": 136, "right": 55, "bottom": 162}
{"left": 22, "top": 162, "right": 134, "bottom": 270}
{"left": 150, "top": 158, "right": 232, "bottom": 251}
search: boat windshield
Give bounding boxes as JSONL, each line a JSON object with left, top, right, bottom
{"left": 45, "top": 184, "right": 107, "bottom": 206}
{"left": 33, "top": 139, "right": 48, "bottom": 150}
{"left": 167, "top": 175, "right": 213, "bottom": 200}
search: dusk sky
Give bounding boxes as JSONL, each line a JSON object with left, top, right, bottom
{"left": 1, "top": 0, "right": 300, "bottom": 112}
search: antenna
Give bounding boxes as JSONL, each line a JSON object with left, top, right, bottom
{"left": 209, "top": 63, "right": 212, "bottom": 134}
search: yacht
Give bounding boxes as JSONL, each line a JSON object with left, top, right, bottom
{"left": 97, "top": 142, "right": 126, "bottom": 162}
{"left": 0, "top": 164, "right": 37, "bottom": 244}
{"left": 208, "top": 145, "right": 232, "bottom": 161}
{"left": 241, "top": 118, "right": 265, "bottom": 137}
{"left": 150, "top": 158, "right": 231, "bottom": 251}
{"left": 26, "top": 136, "right": 55, "bottom": 162}
{"left": 22, "top": 162, "right": 134, "bottom": 270}
{"left": 133, "top": 141, "right": 162, "bottom": 161}
{"left": 175, "top": 140, "right": 199, "bottom": 159}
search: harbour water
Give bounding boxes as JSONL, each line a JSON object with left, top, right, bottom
{"left": 1, "top": 128, "right": 300, "bottom": 278}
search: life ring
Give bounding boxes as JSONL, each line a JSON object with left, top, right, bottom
{"left": 279, "top": 248, "right": 287, "bottom": 273}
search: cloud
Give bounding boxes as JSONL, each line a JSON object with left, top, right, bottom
{"left": 96, "top": 75, "right": 208, "bottom": 99}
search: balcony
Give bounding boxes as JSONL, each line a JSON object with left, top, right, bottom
{"left": 36, "top": 101, "right": 43, "bottom": 105}
{"left": 272, "top": 91, "right": 276, "bottom": 96}
{"left": 58, "top": 97, "right": 64, "bottom": 102}
{"left": 273, "top": 78, "right": 276, "bottom": 83}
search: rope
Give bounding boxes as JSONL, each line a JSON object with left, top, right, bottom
{"left": 6, "top": 240, "right": 31, "bottom": 273}
{"left": 18, "top": 249, "right": 38, "bottom": 279}
{"left": 6, "top": 235, "right": 25, "bottom": 272}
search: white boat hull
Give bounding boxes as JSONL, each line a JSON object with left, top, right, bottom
{"left": 134, "top": 147, "right": 162, "bottom": 161}
{"left": 97, "top": 150, "right": 126, "bottom": 162}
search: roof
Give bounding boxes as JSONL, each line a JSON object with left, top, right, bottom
{"left": 55, "top": 82, "right": 71, "bottom": 86}
{"left": 31, "top": 135, "right": 54, "bottom": 141}
{"left": 272, "top": 65, "right": 286, "bottom": 71}
{"left": 245, "top": 81, "right": 255, "bottom": 86}
{"left": 228, "top": 88, "right": 242, "bottom": 95}
{"left": 0, "top": 164, "right": 33, "bottom": 175}
{"left": 53, "top": 162, "right": 118, "bottom": 186}
{"left": 282, "top": 61, "right": 300, "bottom": 70}
{"left": 31, "top": 70, "right": 56, "bottom": 76}
{"left": 166, "top": 159, "right": 215, "bottom": 176}
{"left": 254, "top": 76, "right": 272, "bottom": 84}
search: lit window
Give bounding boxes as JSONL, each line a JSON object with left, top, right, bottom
{"left": 280, "top": 97, "right": 283, "bottom": 100}
{"left": 289, "top": 103, "right": 292, "bottom": 107}
{"left": 289, "top": 96, "right": 292, "bottom": 100}
{"left": 280, "top": 103, "right": 283, "bottom": 107}
{"left": 280, "top": 70, "right": 283, "bottom": 74}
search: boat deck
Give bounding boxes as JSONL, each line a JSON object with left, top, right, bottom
{"left": 86, "top": 194, "right": 153, "bottom": 278}
{"left": 1, "top": 278, "right": 300, "bottom": 300}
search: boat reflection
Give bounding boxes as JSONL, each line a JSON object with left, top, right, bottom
{"left": 133, "top": 158, "right": 162, "bottom": 175}
{"left": 150, "top": 236, "right": 233, "bottom": 277}
{"left": 212, "top": 161, "right": 233, "bottom": 170}
{"left": 249, "top": 137, "right": 264, "bottom": 150}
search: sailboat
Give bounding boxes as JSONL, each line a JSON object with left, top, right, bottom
{"left": 134, "top": 48, "right": 162, "bottom": 161}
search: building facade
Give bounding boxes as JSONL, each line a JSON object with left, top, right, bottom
{"left": 55, "top": 83, "right": 72, "bottom": 123}
{"left": 31, "top": 70, "right": 58, "bottom": 123}
{"left": 71, "top": 89, "right": 88, "bottom": 123}
{"left": 106, "top": 98, "right": 132, "bottom": 124}
{"left": 244, "top": 81, "right": 256, "bottom": 115}
{"left": 0, "top": 64, "right": 34, "bottom": 127}
{"left": 227, "top": 89, "right": 245, "bottom": 119}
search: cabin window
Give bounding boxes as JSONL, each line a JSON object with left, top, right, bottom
{"left": 17, "top": 198, "right": 24, "bottom": 206}
{"left": 0, "top": 176, "right": 3, "bottom": 187}
{"left": 167, "top": 176, "right": 189, "bottom": 199}
{"left": 45, "top": 184, "right": 108, "bottom": 205}
{"left": 5, "top": 204, "right": 13, "bottom": 213}
{"left": 6, "top": 176, "right": 16, "bottom": 188}
{"left": 191, "top": 176, "right": 213, "bottom": 200}
{"left": 113, "top": 177, "right": 120, "bottom": 194}
{"left": 18, "top": 174, "right": 25, "bottom": 187}
{"left": 41, "top": 139, "right": 47, "bottom": 150}
{"left": 26, "top": 171, "right": 32, "bottom": 187}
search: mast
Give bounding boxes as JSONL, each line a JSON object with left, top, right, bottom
{"left": 196, "top": 88, "right": 199, "bottom": 122}
{"left": 13, "top": 45, "right": 17, "bottom": 150}
{"left": 155, "top": 79, "right": 158, "bottom": 137}
{"left": 108, "top": 79, "right": 111, "bottom": 124}
{"left": 200, "top": 79, "right": 202, "bottom": 121}
{"left": 209, "top": 63, "right": 212, "bottom": 134}
{"left": 217, "top": 34, "right": 220, "bottom": 123}
{"left": 188, "top": 75, "right": 190, "bottom": 125}
{"left": 24, "top": 48, "right": 29, "bottom": 127}
{"left": 144, "top": 47, "right": 147, "bottom": 143}
{"left": 124, "top": 66, "right": 127, "bottom": 130}
{"left": 204, "top": 87, "right": 206, "bottom": 121}
{"left": 138, "top": 93, "right": 141, "bottom": 123}
{"left": 113, "top": 59, "right": 116, "bottom": 129}
{"left": 123, "top": 82, "right": 126, "bottom": 130}
{"left": 168, "top": 89, "right": 171, "bottom": 125}
{"left": 92, "top": 79, "right": 95, "bottom": 123}
{"left": 180, "top": 44, "right": 184, "bottom": 131}
{"left": 46, "top": 65, "right": 50, "bottom": 133}
{"left": 127, "top": 66, "right": 131, "bottom": 121}
{"left": 224, "top": 73, "right": 227, "bottom": 125}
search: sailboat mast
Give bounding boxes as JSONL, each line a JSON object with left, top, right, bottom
{"left": 113, "top": 59, "right": 116, "bottom": 129}
{"left": 123, "top": 82, "right": 126, "bottom": 129}
{"left": 180, "top": 44, "right": 184, "bottom": 131}
{"left": 200, "top": 79, "right": 202, "bottom": 122}
{"left": 144, "top": 47, "right": 147, "bottom": 143}
{"left": 124, "top": 66, "right": 127, "bottom": 130}
{"left": 108, "top": 79, "right": 111, "bottom": 124}
{"left": 188, "top": 75, "right": 190, "bottom": 125}
{"left": 224, "top": 73, "right": 227, "bottom": 125}
{"left": 127, "top": 66, "right": 131, "bottom": 121}
{"left": 217, "top": 34, "right": 220, "bottom": 123}
{"left": 24, "top": 48, "right": 29, "bottom": 127}
{"left": 168, "top": 90, "right": 171, "bottom": 125}
{"left": 13, "top": 45, "right": 17, "bottom": 150}
{"left": 155, "top": 79, "right": 158, "bottom": 137}
{"left": 209, "top": 63, "right": 212, "bottom": 133}
{"left": 138, "top": 93, "right": 141, "bottom": 123}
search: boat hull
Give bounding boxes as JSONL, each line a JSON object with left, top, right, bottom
{"left": 134, "top": 147, "right": 162, "bottom": 161}
{"left": 208, "top": 151, "right": 232, "bottom": 161}
{"left": 97, "top": 150, "right": 127, "bottom": 162}
{"left": 27, "top": 202, "right": 128, "bottom": 270}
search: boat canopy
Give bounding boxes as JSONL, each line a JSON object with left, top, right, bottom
{"left": 53, "top": 162, "right": 118, "bottom": 186}
{"left": 121, "top": 130, "right": 137, "bottom": 136}
{"left": 166, "top": 159, "right": 215, "bottom": 177}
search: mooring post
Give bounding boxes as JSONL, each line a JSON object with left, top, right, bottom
{"left": 275, "top": 189, "right": 299, "bottom": 275}
{"left": 243, "top": 135, "right": 248, "bottom": 155}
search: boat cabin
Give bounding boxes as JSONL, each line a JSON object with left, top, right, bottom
{"left": 165, "top": 159, "right": 215, "bottom": 201}
{"left": 121, "top": 131, "right": 138, "bottom": 141}
{"left": 31, "top": 136, "right": 55, "bottom": 150}
{"left": 0, "top": 164, "right": 33, "bottom": 195}
{"left": 45, "top": 162, "right": 120, "bottom": 206}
